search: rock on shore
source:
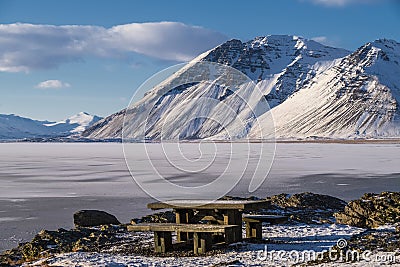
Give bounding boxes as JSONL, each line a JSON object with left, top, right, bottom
{"left": 0, "top": 225, "right": 130, "bottom": 266}
{"left": 334, "top": 192, "right": 400, "bottom": 228}
{"left": 259, "top": 192, "right": 346, "bottom": 224}
{"left": 73, "top": 210, "right": 121, "bottom": 227}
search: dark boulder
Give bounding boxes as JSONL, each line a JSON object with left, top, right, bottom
{"left": 73, "top": 210, "right": 120, "bottom": 227}
{"left": 267, "top": 192, "right": 347, "bottom": 210}
{"left": 259, "top": 192, "right": 347, "bottom": 224}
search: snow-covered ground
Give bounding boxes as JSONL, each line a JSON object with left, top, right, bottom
{"left": 29, "top": 249, "right": 400, "bottom": 267}
{"left": 25, "top": 224, "right": 400, "bottom": 267}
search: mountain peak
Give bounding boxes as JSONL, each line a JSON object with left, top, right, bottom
{"left": 345, "top": 38, "right": 400, "bottom": 71}
{"left": 372, "top": 38, "right": 400, "bottom": 48}
{"left": 202, "top": 34, "right": 349, "bottom": 76}
{"left": 356, "top": 39, "right": 400, "bottom": 58}
{"left": 77, "top": 111, "right": 90, "bottom": 116}
{"left": 62, "top": 112, "right": 102, "bottom": 133}
{"left": 251, "top": 34, "right": 301, "bottom": 42}
{"left": 68, "top": 111, "right": 97, "bottom": 122}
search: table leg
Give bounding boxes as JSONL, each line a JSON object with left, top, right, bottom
{"left": 223, "top": 209, "right": 242, "bottom": 242}
{"left": 175, "top": 209, "right": 194, "bottom": 242}
{"left": 193, "top": 232, "right": 212, "bottom": 255}
{"left": 224, "top": 227, "right": 234, "bottom": 244}
{"left": 154, "top": 231, "right": 172, "bottom": 253}
{"left": 246, "top": 221, "right": 262, "bottom": 239}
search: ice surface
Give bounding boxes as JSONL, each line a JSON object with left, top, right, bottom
{"left": 0, "top": 142, "right": 399, "bottom": 201}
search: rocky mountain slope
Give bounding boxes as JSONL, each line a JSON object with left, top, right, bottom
{"left": 0, "top": 112, "right": 102, "bottom": 140}
{"left": 249, "top": 39, "right": 400, "bottom": 139}
{"left": 82, "top": 36, "right": 400, "bottom": 140}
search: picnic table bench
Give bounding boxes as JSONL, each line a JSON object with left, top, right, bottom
{"left": 243, "top": 214, "right": 288, "bottom": 239}
{"left": 127, "top": 223, "right": 237, "bottom": 254}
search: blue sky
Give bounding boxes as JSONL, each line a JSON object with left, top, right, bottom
{"left": 0, "top": 0, "right": 399, "bottom": 121}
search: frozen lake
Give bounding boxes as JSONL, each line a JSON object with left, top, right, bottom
{"left": 0, "top": 142, "right": 399, "bottom": 251}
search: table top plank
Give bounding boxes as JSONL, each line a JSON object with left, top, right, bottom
{"left": 147, "top": 200, "right": 269, "bottom": 210}
{"left": 127, "top": 223, "right": 238, "bottom": 233}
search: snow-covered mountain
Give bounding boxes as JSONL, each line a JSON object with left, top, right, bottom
{"left": 82, "top": 35, "right": 400, "bottom": 140}
{"left": 0, "top": 112, "right": 102, "bottom": 140}
{"left": 44, "top": 112, "right": 103, "bottom": 134}
{"left": 249, "top": 39, "right": 400, "bottom": 139}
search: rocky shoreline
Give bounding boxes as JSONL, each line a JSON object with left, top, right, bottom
{"left": 1, "top": 192, "right": 399, "bottom": 266}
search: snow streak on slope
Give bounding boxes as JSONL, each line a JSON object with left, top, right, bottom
{"left": 121, "top": 61, "right": 271, "bottom": 140}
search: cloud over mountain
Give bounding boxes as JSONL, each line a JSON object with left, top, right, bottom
{"left": 0, "top": 22, "right": 228, "bottom": 72}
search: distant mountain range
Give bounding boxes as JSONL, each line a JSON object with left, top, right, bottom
{"left": 3, "top": 35, "right": 400, "bottom": 141}
{"left": 0, "top": 112, "right": 102, "bottom": 140}
{"left": 82, "top": 35, "right": 400, "bottom": 140}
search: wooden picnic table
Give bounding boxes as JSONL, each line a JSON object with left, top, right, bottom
{"left": 147, "top": 200, "right": 269, "bottom": 242}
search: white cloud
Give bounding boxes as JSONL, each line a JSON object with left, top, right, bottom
{"left": 304, "top": 0, "right": 381, "bottom": 6}
{"left": 311, "top": 36, "right": 342, "bottom": 48}
{"left": 35, "top": 80, "right": 71, "bottom": 89}
{"left": 311, "top": 36, "right": 329, "bottom": 43}
{"left": 0, "top": 22, "right": 228, "bottom": 73}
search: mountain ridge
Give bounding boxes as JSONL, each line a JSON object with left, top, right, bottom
{"left": 13, "top": 35, "right": 400, "bottom": 141}
{"left": 83, "top": 35, "right": 400, "bottom": 140}
{"left": 83, "top": 35, "right": 356, "bottom": 140}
